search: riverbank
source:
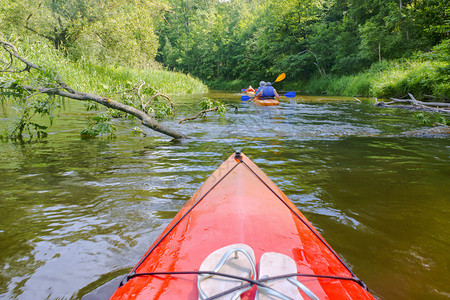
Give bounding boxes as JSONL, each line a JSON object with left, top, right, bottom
{"left": 1, "top": 39, "right": 208, "bottom": 96}
{"left": 287, "top": 58, "right": 449, "bottom": 100}
{"left": 208, "top": 47, "right": 449, "bottom": 101}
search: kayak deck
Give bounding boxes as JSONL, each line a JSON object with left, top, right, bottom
{"left": 246, "top": 91, "right": 279, "bottom": 106}
{"left": 254, "top": 98, "right": 279, "bottom": 106}
{"left": 111, "top": 152, "right": 374, "bottom": 299}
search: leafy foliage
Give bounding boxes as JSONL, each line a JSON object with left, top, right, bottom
{"left": 414, "top": 112, "right": 431, "bottom": 125}
{"left": 284, "top": 57, "right": 449, "bottom": 98}
{"left": 0, "top": 94, "right": 60, "bottom": 141}
{"left": 199, "top": 98, "right": 228, "bottom": 118}
{"left": 157, "top": 0, "right": 449, "bottom": 94}
{"left": 0, "top": 0, "right": 166, "bottom": 69}
{"left": 414, "top": 112, "right": 447, "bottom": 126}
{"left": 147, "top": 99, "right": 175, "bottom": 120}
{"left": 81, "top": 112, "right": 116, "bottom": 138}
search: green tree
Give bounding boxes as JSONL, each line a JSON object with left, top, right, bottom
{"left": 1, "top": 0, "right": 99, "bottom": 50}
{"left": 0, "top": 0, "right": 165, "bottom": 68}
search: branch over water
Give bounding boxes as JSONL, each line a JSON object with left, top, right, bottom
{"left": 0, "top": 40, "right": 188, "bottom": 139}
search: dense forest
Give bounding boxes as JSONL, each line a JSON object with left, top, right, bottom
{"left": 158, "top": 0, "right": 446, "bottom": 78}
{"left": 1, "top": 0, "right": 449, "bottom": 98}
{"left": 156, "top": 0, "right": 449, "bottom": 96}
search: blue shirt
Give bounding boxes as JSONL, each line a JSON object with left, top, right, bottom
{"left": 261, "top": 86, "right": 275, "bottom": 99}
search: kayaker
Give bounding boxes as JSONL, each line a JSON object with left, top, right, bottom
{"left": 254, "top": 81, "right": 266, "bottom": 98}
{"left": 256, "top": 81, "right": 280, "bottom": 99}
{"left": 246, "top": 86, "right": 255, "bottom": 93}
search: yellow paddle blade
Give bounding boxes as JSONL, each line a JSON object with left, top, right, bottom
{"left": 275, "top": 73, "right": 286, "bottom": 82}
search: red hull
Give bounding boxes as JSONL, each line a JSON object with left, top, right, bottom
{"left": 111, "top": 153, "right": 374, "bottom": 299}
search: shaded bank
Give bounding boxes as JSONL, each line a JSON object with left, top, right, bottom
{"left": 209, "top": 56, "right": 449, "bottom": 102}
{"left": 288, "top": 59, "right": 449, "bottom": 100}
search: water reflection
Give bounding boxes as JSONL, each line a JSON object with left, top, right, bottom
{"left": 0, "top": 92, "right": 448, "bottom": 299}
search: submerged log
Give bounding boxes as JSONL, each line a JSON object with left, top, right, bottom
{"left": 390, "top": 97, "right": 450, "bottom": 108}
{"left": 400, "top": 125, "right": 450, "bottom": 138}
{"left": 375, "top": 93, "right": 450, "bottom": 114}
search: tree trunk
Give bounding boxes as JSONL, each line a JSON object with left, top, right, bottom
{"left": 378, "top": 43, "right": 381, "bottom": 63}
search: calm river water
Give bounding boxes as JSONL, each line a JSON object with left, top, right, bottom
{"left": 0, "top": 92, "right": 449, "bottom": 299}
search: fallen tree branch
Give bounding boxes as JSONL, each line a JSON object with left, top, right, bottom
{"left": 178, "top": 107, "right": 218, "bottom": 124}
{"left": 144, "top": 92, "right": 175, "bottom": 110}
{"left": 21, "top": 84, "right": 188, "bottom": 138}
{"left": 178, "top": 104, "right": 238, "bottom": 124}
{"left": 130, "top": 82, "right": 175, "bottom": 112}
{"left": 1, "top": 40, "right": 74, "bottom": 93}
{"left": 0, "top": 50, "right": 14, "bottom": 71}
{"left": 374, "top": 93, "right": 450, "bottom": 114}
{"left": 422, "top": 93, "right": 450, "bottom": 102}
{"left": 0, "top": 40, "right": 188, "bottom": 139}
{"left": 390, "top": 97, "right": 450, "bottom": 108}
{"left": 136, "top": 81, "right": 146, "bottom": 109}
{"left": 376, "top": 102, "right": 449, "bottom": 114}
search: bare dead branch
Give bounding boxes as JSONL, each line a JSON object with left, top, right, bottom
{"left": 424, "top": 94, "right": 441, "bottom": 100}
{"left": 226, "top": 104, "right": 239, "bottom": 111}
{"left": 296, "top": 49, "right": 326, "bottom": 77}
{"left": 375, "top": 93, "right": 450, "bottom": 114}
{"left": 0, "top": 50, "right": 13, "bottom": 71}
{"left": 144, "top": 92, "right": 175, "bottom": 110}
{"left": 178, "top": 104, "right": 238, "bottom": 124}
{"left": 390, "top": 97, "right": 450, "bottom": 107}
{"left": 408, "top": 93, "right": 419, "bottom": 106}
{"left": 1, "top": 41, "right": 75, "bottom": 93}
{"left": 178, "top": 107, "right": 218, "bottom": 123}
{"left": 0, "top": 49, "right": 30, "bottom": 73}
{"left": 136, "top": 81, "right": 146, "bottom": 109}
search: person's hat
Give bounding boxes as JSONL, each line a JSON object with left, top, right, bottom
{"left": 266, "top": 82, "right": 272, "bottom": 86}
{"left": 259, "top": 81, "right": 266, "bottom": 87}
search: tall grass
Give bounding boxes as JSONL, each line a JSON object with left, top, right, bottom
{"left": 9, "top": 38, "right": 208, "bottom": 97}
